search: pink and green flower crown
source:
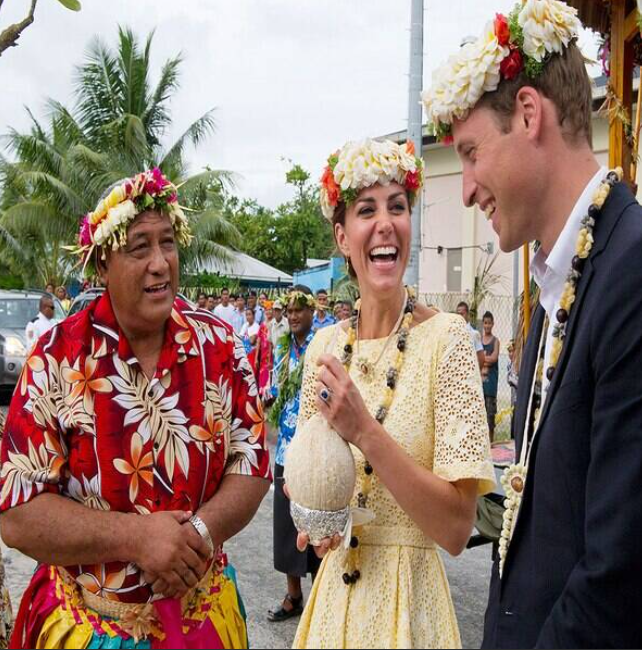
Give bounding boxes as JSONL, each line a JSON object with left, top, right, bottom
{"left": 422, "top": 0, "right": 583, "bottom": 141}
{"left": 73, "top": 168, "right": 193, "bottom": 275}
{"left": 320, "top": 138, "right": 424, "bottom": 222}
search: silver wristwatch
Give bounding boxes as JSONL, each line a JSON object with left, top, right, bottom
{"left": 189, "top": 515, "right": 215, "bottom": 557}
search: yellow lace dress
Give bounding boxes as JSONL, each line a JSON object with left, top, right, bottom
{"left": 292, "top": 313, "right": 496, "bottom": 649}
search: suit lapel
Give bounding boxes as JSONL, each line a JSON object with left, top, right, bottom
{"left": 514, "top": 305, "right": 546, "bottom": 460}
{"left": 536, "top": 182, "right": 636, "bottom": 430}
{"left": 535, "top": 262, "right": 594, "bottom": 429}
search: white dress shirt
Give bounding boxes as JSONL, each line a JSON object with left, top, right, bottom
{"left": 269, "top": 317, "right": 290, "bottom": 348}
{"left": 25, "top": 311, "right": 57, "bottom": 353}
{"left": 531, "top": 166, "right": 606, "bottom": 397}
{"left": 213, "top": 303, "right": 236, "bottom": 325}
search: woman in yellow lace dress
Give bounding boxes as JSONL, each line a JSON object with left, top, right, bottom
{"left": 291, "top": 140, "right": 495, "bottom": 649}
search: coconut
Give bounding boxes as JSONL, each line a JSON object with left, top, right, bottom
{"left": 284, "top": 413, "right": 356, "bottom": 543}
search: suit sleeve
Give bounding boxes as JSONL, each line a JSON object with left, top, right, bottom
{"left": 536, "top": 215, "right": 642, "bottom": 648}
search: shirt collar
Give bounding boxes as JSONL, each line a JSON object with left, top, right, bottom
{"left": 291, "top": 328, "right": 315, "bottom": 353}
{"left": 90, "top": 291, "right": 199, "bottom": 365}
{"left": 531, "top": 166, "right": 607, "bottom": 289}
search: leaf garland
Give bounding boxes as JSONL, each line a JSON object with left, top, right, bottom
{"left": 268, "top": 333, "right": 307, "bottom": 428}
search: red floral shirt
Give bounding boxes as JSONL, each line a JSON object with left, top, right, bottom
{"left": 0, "top": 291, "right": 271, "bottom": 602}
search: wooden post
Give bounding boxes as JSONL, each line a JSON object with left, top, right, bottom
{"left": 609, "top": 0, "right": 634, "bottom": 184}
{"left": 523, "top": 243, "right": 531, "bottom": 340}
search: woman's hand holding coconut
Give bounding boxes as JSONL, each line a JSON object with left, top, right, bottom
{"left": 286, "top": 354, "right": 377, "bottom": 559}
{"left": 315, "top": 354, "right": 375, "bottom": 447}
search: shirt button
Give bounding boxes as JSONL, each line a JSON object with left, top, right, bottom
{"left": 154, "top": 443, "right": 160, "bottom": 450}
{"left": 155, "top": 499, "right": 161, "bottom": 506}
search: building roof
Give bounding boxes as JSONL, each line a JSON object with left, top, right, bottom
{"left": 305, "top": 259, "right": 331, "bottom": 269}
{"left": 198, "top": 251, "right": 292, "bottom": 286}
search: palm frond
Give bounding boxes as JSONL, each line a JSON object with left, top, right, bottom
{"left": 190, "top": 208, "right": 241, "bottom": 249}
{"left": 1, "top": 201, "right": 74, "bottom": 242}
{"left": 18, "top": 171, "right": 86, "bottom": 216}
{"left": 5, "top": 128, "right": 62, "bottom": 175}
{"left": 75, "top": 35, "right": 123, "bottom": 140}
{"left": 160, "top": 109, "right": 217, "bottom": 172}
{"left": 143, "top": 52, "right": 182, "bottom": 141}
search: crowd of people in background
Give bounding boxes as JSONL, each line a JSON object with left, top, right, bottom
{"left": 35, "top": 281, "right": 513, "bottom": 442}
{"left": 193, "top": 287, "right": 355, "bottom": 404}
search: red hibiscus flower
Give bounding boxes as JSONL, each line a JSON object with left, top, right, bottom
{"left": 500, "top": 49, "right": 523, "bottom": 80}
{"left": 405, "top": 170, "right": 421, "bottom": 193}
{"left": 321, "top": 166, "right": 341, "bottom": 205}
{"left": 494, "top": 13, "right": 511, "bottom": 47}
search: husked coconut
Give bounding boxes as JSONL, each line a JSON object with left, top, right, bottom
{"left": 284, "top": 413, "right": 356, "bottom": 512}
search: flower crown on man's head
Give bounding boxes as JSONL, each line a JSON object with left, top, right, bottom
{"left": 72, "top": 168, "right": 193, "bottom": 276}
{"left": 283, "top": 290, "right": 317, "bottom": 310}
{"left": 422, "top": 0, "right": 583, "bottom": 141}
{"left": 320, "top": 138, "right": 424, "bottom": 222}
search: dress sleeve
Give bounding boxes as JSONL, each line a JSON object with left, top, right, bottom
{"left": 432, "top": 316, "right": 496, "bottom": 495}
{"left": 296, "top": 328, "right": 333, "bottom": 430}
{"left": 224, "top": 335, "right": 272, "bottom": 480}
{"left": 0, "top": 341, "right": 68, "bottom": 512}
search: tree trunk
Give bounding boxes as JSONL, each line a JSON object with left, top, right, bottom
{"left": 0, "top": 0, "right": 38, "bottom": 57}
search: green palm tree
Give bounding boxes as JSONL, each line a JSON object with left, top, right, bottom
{"left": 0, "top": 27, "right": 238, "bottom": 285}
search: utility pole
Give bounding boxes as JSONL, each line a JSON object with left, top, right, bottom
{"left": 404, "top": 0, "right": 424, "bottom": 290}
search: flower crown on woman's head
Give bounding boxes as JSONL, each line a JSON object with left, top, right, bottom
{"left": 320, "top": 138, "right": 424, "bottom": 222}
{"left": 422, "top": 0, "right": 583, "bottom": 141}
{"left": 71, "top": 168, "right": 193, "bottom": 276}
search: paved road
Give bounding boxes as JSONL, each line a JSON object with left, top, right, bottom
{"left": 0, "top": 399, "right": 492, "bottom": 649}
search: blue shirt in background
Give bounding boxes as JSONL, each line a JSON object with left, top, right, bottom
{"left": 272, "top": 330, "right": 315, "bottom": 466}
{"left": 312, "top": 311, "right": 336, "bottom": 332}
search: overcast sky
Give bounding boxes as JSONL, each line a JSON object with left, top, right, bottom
{"left": 0, "top": 0, "right": 600, "bottom": 208}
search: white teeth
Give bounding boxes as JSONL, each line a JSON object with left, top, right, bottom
{"left": 484, "top": 206, "right": 496, "bottom": 221}
{"left": 147, "top": 283, "right": 168, "bottom": 292}
{"left": 370, "top": 246, "right": 398, "bottom": 257}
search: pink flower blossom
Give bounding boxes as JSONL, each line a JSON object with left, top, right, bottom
{"left": 79, "top": 216, "right": 92, "bottom": 247}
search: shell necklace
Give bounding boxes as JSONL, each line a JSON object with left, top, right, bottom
{"left": 338, "top": 286, "right": 416, "bottom": 584}
{"left": 354, "top": 294, "right": 407, "bottom": 382}
{"left": 498, "top": 168, "right": 622, "bottom": 577}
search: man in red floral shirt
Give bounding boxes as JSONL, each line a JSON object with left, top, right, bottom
{"left": 0, "top": 170, "right": 271, "bottom": 649}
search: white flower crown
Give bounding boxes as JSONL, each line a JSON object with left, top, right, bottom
{"left": 319, "top": 139, "right": 424, "bottom": 222}
{"left": 422, "top": 0, "right": 582, "bottom": 140}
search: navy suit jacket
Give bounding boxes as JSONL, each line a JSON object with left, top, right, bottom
{"left": 482, "top": 182, "right": 642, "bottom": 649}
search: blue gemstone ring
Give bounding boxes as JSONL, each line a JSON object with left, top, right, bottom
{"left": 319, "top": 387, "right": 332, "bottom": 404}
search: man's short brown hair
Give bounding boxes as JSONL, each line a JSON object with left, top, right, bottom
{"left": 477, "top": 42, "right": 593, "bottom": 146}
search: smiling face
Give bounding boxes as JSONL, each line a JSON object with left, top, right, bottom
{"left": 316, "top": 292, "right": 329, "bottom": 312}
{"left": 334, "top": 183, "right": 411, "bottom": 299}
{"left": 287, "top": 303, "right": 314, "bottom": 339}
{"left": 98, "top": 210, "right": 178, "bottom": 339}
{"left": 339, "top": 302, "right": 353, "bottom": 321}
{"left": 453, "top": 102, "right": 545, "bottom": 253}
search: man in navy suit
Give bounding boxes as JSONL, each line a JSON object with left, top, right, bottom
{"left": 424, "top": 1, "right": 642, "bottom": 647}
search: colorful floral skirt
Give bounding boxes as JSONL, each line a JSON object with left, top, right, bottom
{"left": 0, "top": 550, "right": 12, "bottom": 649}
{"left": 10, "top": 563, "right": 247, "bottom": 649}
